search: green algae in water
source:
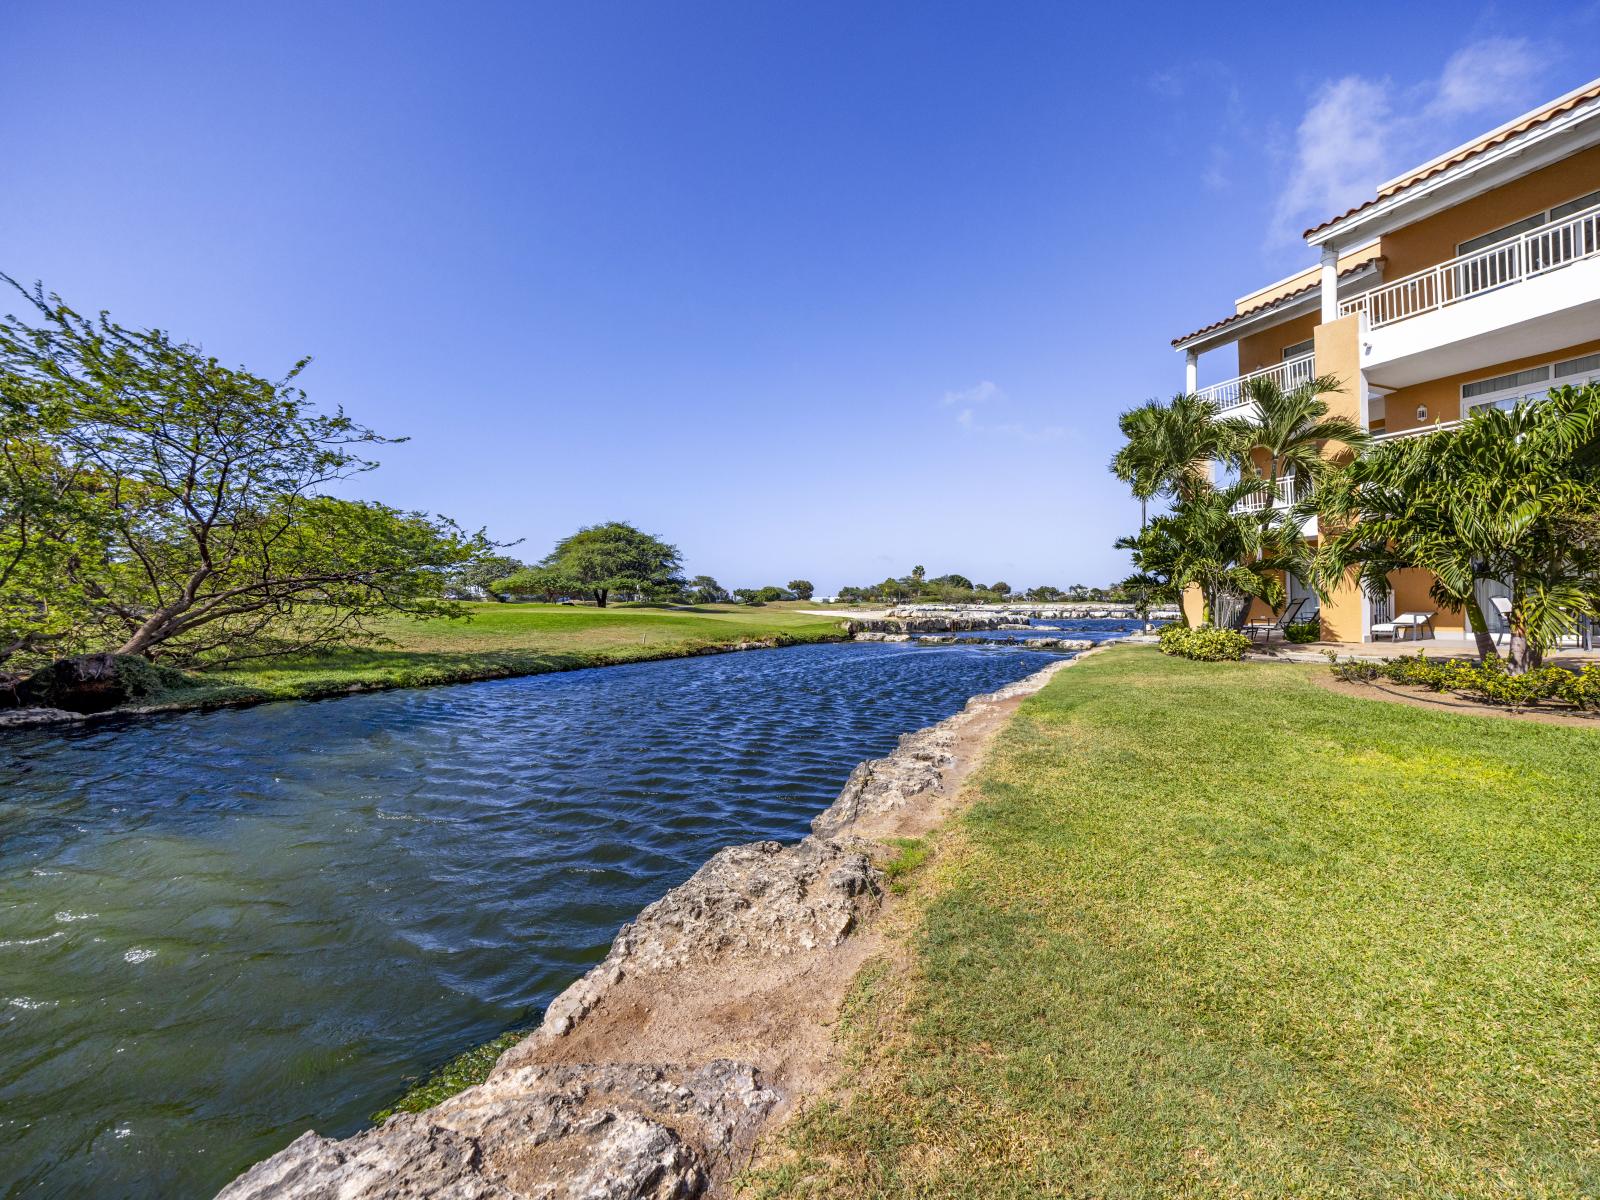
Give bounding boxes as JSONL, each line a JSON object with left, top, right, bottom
{"left": 373, "top": 1029, "right": 529, "bottom": 1120}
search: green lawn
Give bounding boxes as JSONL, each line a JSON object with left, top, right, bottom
{"left": 749, "top": 645, "right": 1600, "bottom": 1199}
{"left": 141, "top": 602, "right": 847, "bottom": 710}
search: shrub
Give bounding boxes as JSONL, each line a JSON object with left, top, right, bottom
{"left": 1379, "top": 652, "right": 1451, "bottom": 691}
{"left": 1158, "top": 625, "right": 1252, "bottom": 662}
{"left": 1284, "top": 616, "right": 1321, "bottom": 644}
{"left": 1370, "top": 652, "right": 1582, "bottom": 711}
{"left": 1322, "top": 650, "right": 1379, "bottom": 682}
{"left": 1561, "top": 663, "right": 1600, "bottom": 710}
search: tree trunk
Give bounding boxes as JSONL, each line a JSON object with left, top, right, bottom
{"left": 1505, "top": 588, "right": 1541, "bottom": 674}
{"left": 1463, "top": 592, "right": 1498, "bottom": 663}
{"left": 593, "top": 588, "right": 608, "bottom": 608}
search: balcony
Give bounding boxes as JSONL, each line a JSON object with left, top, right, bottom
{"left": 1340, "top": 200, "right": 1600, "bottom": 390}
{"left": 1230, "top": 475, "right": 1311, "bottom": 514}
{"left": 1340, "top": 200, "right": 1600, "bottom": 329}
{"left": 1196, "top": 353, "right": 1315, "bottom": 411}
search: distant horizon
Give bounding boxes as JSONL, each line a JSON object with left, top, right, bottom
{"left": 6, "top": 2, "right": 1595, "bottom": 594}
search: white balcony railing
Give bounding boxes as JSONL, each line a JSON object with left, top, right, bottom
{"left": 1230, "top": 475, "right": 1311, "bottom": 514}
{"left": 1197, "top": 352, "right": 1316, "bottom": 410}
{"left": 1339, "top": 200, "right": 1600, "bottom": 329}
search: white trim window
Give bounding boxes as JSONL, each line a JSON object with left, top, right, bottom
{"left": 1456, "top": 188, "right": 1600, "bottom": 256}
{"left": 1280, "top": 338, "right": 1315, "bottom": 361}
{"left": 1461, "top": 350, "right": 1600, "bottom": 415}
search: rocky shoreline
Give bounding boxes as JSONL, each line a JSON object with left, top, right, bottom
{"left": 215, "top": 647, "right": 1110, "bottom": 1199}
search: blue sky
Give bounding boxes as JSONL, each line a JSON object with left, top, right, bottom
{"left": 5, "top": 2, "right": 1597, "bottom": 592}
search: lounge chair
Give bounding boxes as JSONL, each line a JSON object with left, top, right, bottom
{"left": 1371, "top": 611, "right": 1435, "bottom": 642}
{"left": 1243, "top": 597, "right": 1306, "bottom": 643}
{"left": 1490, "top": 595, "right": 1512, "bottom": 648}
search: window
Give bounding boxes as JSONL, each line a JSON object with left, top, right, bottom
{"left": 1457, "top": 189, "right": 1600, "bottom": 256}
{"left": 1462, "top": 353, "right": 1600, "bottom": 415}
{"left": 1551, "top": 189, "right": 1600, "bottom": 221}
{"left": 1554, "top": 351, "right": 1600, "bottom": 380}
{"left": 1281, "top": 338, "right": 1314, "bottom": 361}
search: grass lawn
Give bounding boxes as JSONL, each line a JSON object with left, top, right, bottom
{"left": 748, "top": 644, "right": 1600, "bottom": 1199}
{"left": 140, "top": 602, "right": 848, "bottom": 710}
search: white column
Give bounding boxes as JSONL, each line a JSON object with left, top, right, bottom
{"left": 1184, "top": 348, "right": 1198, "bottom": 395}
{"left": 1320, "top": 244, "right": 1339, "bottom": 322}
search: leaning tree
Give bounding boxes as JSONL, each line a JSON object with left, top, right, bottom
{"left": 0, "top": 276, "right": 489, "bottom": 673}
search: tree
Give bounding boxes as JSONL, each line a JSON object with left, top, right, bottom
{"left": 453, "top": 554, "right": 526, "bottom": 600}
{"left": 1109, "top": 393, "right": 1239, "bottom": 514}
{"left": 689, "top": 575, "right": 727, "bottom": 604}
{"left": 1151, "top": 477, "right": 1297, "bottom": 628}
{"left": 910, "top": 564, "right": 926, "bottom": 584}
{"left": 1235, "top": 373, "right": 1369, "bottom": 503}
{"left": 930, "top": 573, "right": 972, "bottom": 590}
{"left": 494, "top": 565, "right": 574, "bottom": 602}
{"left": 542, "top": 520, "right": 681, "bottom": 608}
{"left": 0, "top": 277, "right": 486, "bottom": 669}
{"left": 787, "top": 579, "right": 814, "bottom": 600}
{"left": 1313, "top": 385, "right": 1600, "bottom": 672}
{"left": 989, "top": 581, "right": 1010, "bottom": 597}
{"left": 732, "top": 587, "right": 763, "bottom": 606}
{"left": 1116, "top": 571, "right": 1176, "bottom": 631}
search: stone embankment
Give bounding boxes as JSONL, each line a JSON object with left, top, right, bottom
{"left": 853, "top": 631, "right": 1093, "bottom": 651}
{"left": 884, "top": 602, "right": 1170, "bottom": 621}
{"left": 845, "top": 614, "right": 1021, "bottom": 634}
{"left": 215, "top": 653, "right": 1097, "bottom": 1200}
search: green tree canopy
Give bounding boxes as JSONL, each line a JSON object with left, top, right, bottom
{"left": 542, "top": 520, "right": 681, "bottom": 608}
{"left": 1313, "top": 384, "right": 1600, "bottom": 671}
{"left": 452, "top": 554, "right": 526, "bottom": 599}
{"left": 787, "top": 579, "right": 814, "bottom": 600}
{"left": 0, "top": 276, "right": 487, "bottom": 671}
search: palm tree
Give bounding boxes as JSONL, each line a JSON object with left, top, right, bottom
{"left": 1313, "top": 383, "right": 1600, "bottom": 671}
{"left": 1234, "top": 373, "right": 1371, "bottom": 509}
{"left": 1110, "top": 393, "right": 1240, "bottom": 519}
{"left": 1158, "top": 476, "right": 1305, "bottom": 633}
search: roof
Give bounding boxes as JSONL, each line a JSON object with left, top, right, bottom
{"left": 1170, "top": 259, "right": 1384, "bottom": 348}
{"left": 1303, "top": 78, "right": 1600, "bottom": 238}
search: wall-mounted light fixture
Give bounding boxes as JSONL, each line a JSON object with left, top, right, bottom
{"left": 1416, "top": 405, "right": 1428, "bottom": 421}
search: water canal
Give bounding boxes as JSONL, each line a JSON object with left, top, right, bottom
{"left": 0, "top": 626, "right": 1134, "bottom": 1197}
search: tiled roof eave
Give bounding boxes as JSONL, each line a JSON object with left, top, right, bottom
{"left": 1303, "top": 82, "right": 1600, "bottom": 239}
{"left": 1170, "top": 260, "right": 1383, "bottom": 350}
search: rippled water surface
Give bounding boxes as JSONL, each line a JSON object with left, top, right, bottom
{"left": 0, "top": 628, "right": 1133, "bottom": 1198}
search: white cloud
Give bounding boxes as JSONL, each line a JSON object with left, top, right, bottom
{"left": 940, "top": 379, "right": 1003, "bottom": 407}
{"left": 1271, "top": 37, "right": 1549, "bottom": 243}
{"left": 1429, "top": 38, "right": 1542, "bottom": 118}
{"left": 938, "top": 381, "right": 1070, "bottom": 442}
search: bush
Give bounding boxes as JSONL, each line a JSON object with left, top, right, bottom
{"left": 1563, "top": 663, "right": 1600, "bottom": 710}
{"left": 1158, "top": 625, "right": 1253, "bottom": 662}
{"left": 1322, "top": 649, "right": 1378, "bottom": 682}
{"left": 1284, "top": 616, "right": 1321, "bottom": 644}
{"left": 1357, "top": 651, "right": 1589, "bottom": 711}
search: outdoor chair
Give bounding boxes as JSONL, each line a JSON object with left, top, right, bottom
{"left": 1243, "top": 597, "right": 1305, "bottom": 643}
{"left": 1490, "top": 595, "right": 1512, "bottom": 648}
{"left": 1371, "top": 611, "right": 1436, "bottom": 642}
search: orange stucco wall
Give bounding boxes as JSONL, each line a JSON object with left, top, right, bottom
{"left": 1378, "top": 144, "right": 1600, "bottom": 279}
{"left": 1379, "top": 336, "right": 1600, "bottom": 436}
{"left": 1387, "top": 568, "right": 1463, "bottom": 634}
{"left": 1310, "top": 315, "right": 1366, "bottom": 642}
{"left": 1181, "top": 583, "right": 1205, "bottom": 626}
{"left": 1236, "top": 311, "right": 1319, "bottom": 375}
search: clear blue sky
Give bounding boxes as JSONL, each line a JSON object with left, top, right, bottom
{"left": 5, "top": 3, "right": 1596, "bottom": 593}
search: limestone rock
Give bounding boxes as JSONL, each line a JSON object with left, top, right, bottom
{"left": 527, "top": 839, "right": 881, "bottom": 1043}
{"left": 217, "top": 1062, "right": 776, "bottom": 1200}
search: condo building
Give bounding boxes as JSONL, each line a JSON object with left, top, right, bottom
{"left": 1173, "top": 78, "right": 1600, "bottom": 642}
